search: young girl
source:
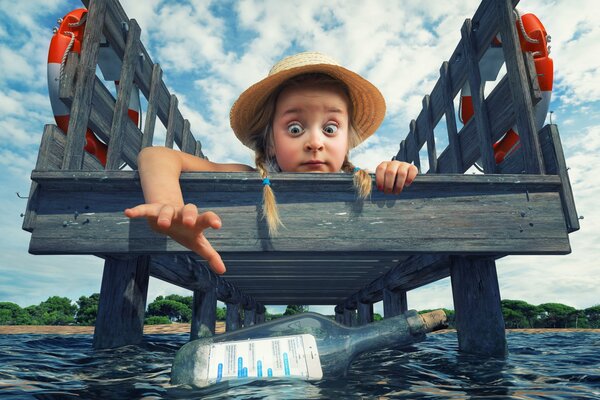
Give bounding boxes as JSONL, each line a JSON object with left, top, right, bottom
{"left": 125, "top": 52, "right": 418, "bottom": 275}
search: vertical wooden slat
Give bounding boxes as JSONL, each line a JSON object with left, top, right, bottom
{"left": 190, "top": 287, "right": 217, "bottom": 340}
{"left": 440, "top": 61, "right": 463, "bottom": 173}
{"left": 450, "top": 256, "right": 507, "bottom": 357}
{"left": 540, "top": 125, "right": 580, "bottom": 232}
{"left": 383, "top": 288, "right": 407, "bottom": 318}
{"left": 461, "top": 19, "right": 497, "bottom": 173}
{"left": 225, "top": 303, "right": 241, "bottom": 332}
{"left": 409, "top": 120, "right": 421, "bottom": 171}
{"left": 181, "top": 120, "right": 195, "bottom": 154}
{"left": 498, "top": 0, "right": 545, "bottom": 174}
{"left": 93, "top": 255, "right": 150, "bottom": 349}
{"left": 423, "top": 95, "right": 438, "bottom": 173}
{"left": 357, "top": 302, "right": 373, "bottom": 326}
{"left": 105, "top": 19, "right": 141, "bottom": 170}
{"left": 165, "top": 94, "right": 178, "bottom": 148}
{"left": 141, "top": 63, "right": 163, "bottom": 149}
{"left": 62, "top": 0, "right": 108, "bottom": 170}
{"left": 194, "top": 141, "right": 207, "bottom": 159}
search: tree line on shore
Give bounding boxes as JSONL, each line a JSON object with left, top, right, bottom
{"left": 1, "top": 295, "right": 599, "bottom": 329}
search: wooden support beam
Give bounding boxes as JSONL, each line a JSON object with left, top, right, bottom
{"left": 141, "top": 63, "right": 163, "bottom": 149}
{"left": 93, "top": 255, "right": 149, "bottom": 349}
{"left": 383, "top": 288, "right": 407, "bottom": 318}
{"left": 190, "top": 287, "right": 217, "bottom": 340}
{"left": 450, "top": 256, "right": 507, "bottom": 357}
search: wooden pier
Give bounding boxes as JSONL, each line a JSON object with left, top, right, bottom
{"left": 23, "top": 0, "right": 578, "bottom": 356}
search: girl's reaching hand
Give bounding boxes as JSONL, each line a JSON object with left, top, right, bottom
{"left": 375, "top": 160, "right": 418, "bottom": 195}
{"left": 124, "top": 203, "right": 226, "bottom": 275}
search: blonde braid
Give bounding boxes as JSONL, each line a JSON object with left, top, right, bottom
{"left": 255, "top": 152, "right": 284, "bottom": 236}
{"left": 341, "top": 156, "right": 372, "bottom": 199}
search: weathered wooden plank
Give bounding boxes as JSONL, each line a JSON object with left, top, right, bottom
{"left": 165, "top": 95, "right": 178, "bottom": 148}
{"left": 497, "top": 0, "right": 544, "bottom": 174}
{"left": 93, "top": 255, "right": 150, "bottom": 349}
{"left": 383, "top": 288, "right": 407, "bottom": 318}
{"left": 141, "top": 63, "right": 163, "bottom": 149}
{"left": 450, "top": 256, "right": 507, "bottom": 357}
{"left": 191, "top": 288, "right": 217, "bottom": 339}
{"left": 62, "top": 0, "right": 108, "bottom": 170}
{"left": 461, "top": 19, "right": 496, "bottom": 173}
{"left": 105, "top": 19, "right": 141, "bottom": 170}
{"left": 27, "top": 172, "right": 570, "bottom": 256}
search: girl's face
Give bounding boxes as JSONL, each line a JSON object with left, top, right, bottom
{"left": 271, "top": 84, "right": 350, "bottom": 172}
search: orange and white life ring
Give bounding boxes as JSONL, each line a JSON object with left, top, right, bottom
{"left": 459, "top": 9, "right": 553, "bottom": 164}
{"left": 48, "top": 8, "right": 141, "bottom": 166}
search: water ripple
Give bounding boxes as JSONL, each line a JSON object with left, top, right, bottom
{"left": 0, "top": 331, "right": 598, "bottom": 399}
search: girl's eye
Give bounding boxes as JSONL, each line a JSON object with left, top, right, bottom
{"left": 287, "top": 123, "right": 304, "bottom": 135}
{"left": 323, "top": 124, "right": 338, "bottom": 135}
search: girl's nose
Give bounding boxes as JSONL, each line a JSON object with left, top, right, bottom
{"left": 304, "top": 127, "right": 324, "bottom": 151}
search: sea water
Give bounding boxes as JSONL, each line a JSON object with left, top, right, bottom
{"left": 0, "top": 331, "right": 598, "bottom": 399}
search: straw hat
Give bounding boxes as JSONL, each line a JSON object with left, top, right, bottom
{"left": 230, "top": 52, "right": 386, "bottom": 150}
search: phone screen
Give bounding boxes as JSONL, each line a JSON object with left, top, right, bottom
{"left": 203, "top": 334, "right": 323, "bottom": 384}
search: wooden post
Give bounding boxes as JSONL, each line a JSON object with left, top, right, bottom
{"left": 334, "top": 304, "right": 344, "bottom": 324}
{"left": 343, "top": 308, "right": 356, "bottom": 327}
{"left": 383, "top": 288, "right": 407, "bottom": 318}
{"left": 243, "top": 306, "right": 256, "bottom": 328}
{"left": 225, "top": 303, "right": 241, "bottom": 332}
{"left": 357, "top": 302, "right": 374, "bottom": 325}
{"left": 450, "top": 256, "right": 507, "bottom": 357}
{"left": 255, "top": 304, "right": 266, "bottom": 324}
{"left": 93, "top": 255, "right": 150, "bottom": 349}
{"left": 190, "top": 287, "right": 217, "bottom": 340}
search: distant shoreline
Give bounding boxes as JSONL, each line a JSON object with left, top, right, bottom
{"left": 1, "top": 324, "right": 598, "bottom": 335}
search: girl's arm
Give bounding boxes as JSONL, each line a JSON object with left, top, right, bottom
{"left": 125, "top": 147, "right": 254, "bottom": 274}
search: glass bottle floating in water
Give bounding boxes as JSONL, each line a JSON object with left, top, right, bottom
{"left": 171, "top": 309, "right": 447, "bottom": 388}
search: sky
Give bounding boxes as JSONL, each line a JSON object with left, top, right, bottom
{"left": 0, "top": 0, "right": 598, "bottom": 317}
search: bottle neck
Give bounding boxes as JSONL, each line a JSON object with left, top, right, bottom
{"left": 349, "top": 310, "right": 425, "bottom": 355}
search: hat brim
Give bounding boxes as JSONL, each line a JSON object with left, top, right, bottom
{"left": 230, "top": 63, "right": 386, "bottom": 150}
